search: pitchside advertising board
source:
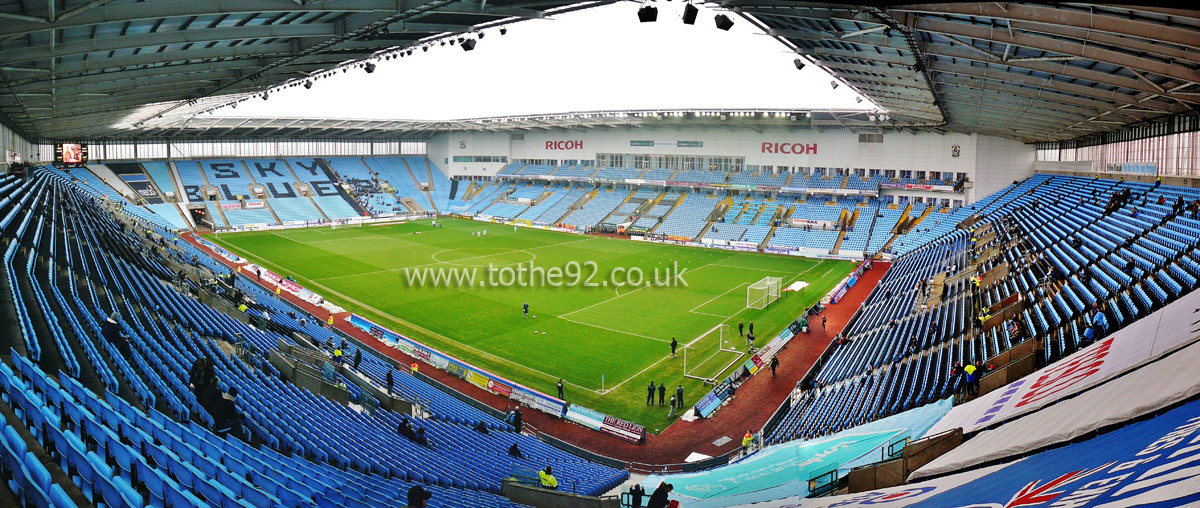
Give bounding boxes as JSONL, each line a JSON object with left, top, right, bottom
{"left": 925, "top": 289, "right": 1200, "bottom": 437}
{"left": 346, "top": 314, "right": 570, "bottom": 419}
{"left": 563, "top": 404, "right": 646, "bottom": 444}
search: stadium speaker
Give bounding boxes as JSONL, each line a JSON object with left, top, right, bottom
{"left": 364, "top": 62, "right": 376, "bottom": 73}
{"left": 304, "top": 81, "right": 313, "bottom": 89}
{"left": 830, "top": 80, "right": 838, "bottom": 89}
{"left": 461, "top": 39, "right": 476, "bottom": 51}
{"left": 638, "top": 4, "right": 658, "bottom": 22}
{"left": 714, "top": 14, "right": 733, "bottom": 30}
{"left": 500, "top": 27, "right": 507, "bottom": 35}
{"left": 856, "top": 96, "right": 862, "bottom": 103}
{"left": 682, "top": 3, "right": 698, "bottom": 25}
{"left": 793, "top": 58, "right": 805, "bottom": 70}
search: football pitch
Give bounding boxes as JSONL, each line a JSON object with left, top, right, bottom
{"left": 208, "top": 218, "right": 854, "bottom": 430}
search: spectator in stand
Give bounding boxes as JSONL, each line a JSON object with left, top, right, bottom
{"left": 950, "top": 362, "right": 963, "bottom": 394}
{"left": 406, "top": 485, "right": 431, "bottom": 508}
{"left": 646, "top": 483, "right": 674, "bottom": 508}
{"left": 538, "top": 467, "right": 559, "bottom": 490}
{"left": 353, "top": 349, "right": 362, "bottom": 370}
{"left": 398, "top": 418, "right": 416, "bottom": 441}
{"left": 508, "top": 442, "right": 524, "bottom": 459}
{"left": 742, "top": 431, "right": 755, "bottom": 448}
{"left": 101, "top": 311, "right": 130, "bottom": 357}
{"left": 414, "top": 427, "right": 429, "bottom": 447}
{"left": 1091, "top": 308, "right": 1108, "bottom": 337}
{"left": 212, "top": 387, "right": 243, "bottom": 440}
{"left": 963, "top": 362, "right": 978, "bottom": 396}
{"left": 333, "top": 347, "right": 343, "bottom": 365}
{"left": 971, "top": 361, "right": 983, "bottom": 394}
{"left": 512, "top": 407, "right": 523, "bottom": 431}
{"left": 189, "top": 357, "right": 214, "bottom": 398}
{"left": 385, "top": 369, "right": 393, "bottom": 395}
{"left": 630, "top": 484, "right": 645, "bottom": 508}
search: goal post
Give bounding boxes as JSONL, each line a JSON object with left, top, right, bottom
{"left": 683, "top": 323, "right": 744, "bottom": 384}
{"left": 747, "top": 276, "right": 783, "bottom": 310}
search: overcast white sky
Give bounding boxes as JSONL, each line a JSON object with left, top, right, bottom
{"left": 210, "top": 2, "right": 869, "bottom": 120}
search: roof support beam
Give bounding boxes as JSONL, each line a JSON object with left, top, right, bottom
{"left": 891, "top": 4, "right": 1200, "bottom": 51}
{"left": 922, "top": 44, "right": 1200, "bottom": 106}
{"left": 0, "top": 12, "right": 48, "bottom": 23}
{"left": 840, "top": 25, "right": 887, "bottom": 39}
{"left": 934, "top": 81, "right": 1155, "bottom": 120}
{"left": 0, "top": 0, "right": 433, "bottom": 39}
{"left": 927, "top": 60, "right": 1180, "bottom": 113}
{"left": 804, "top": 48, "right": 911, "bottom": 66}
{"left": 911, "top": 17, "right": 1200, "bottom": 85}
{"left": 0, "top": 24, "right": 339, "bottom": 66}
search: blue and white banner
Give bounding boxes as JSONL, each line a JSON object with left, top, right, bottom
{"left": 646, "top": 400, "right": 951, "bottom": 508}
{"left": 906, "top": 396, "right": 1200, "bottom": 508}
{"left": 730, "top": 397, "right": 1200, "bottom": 508}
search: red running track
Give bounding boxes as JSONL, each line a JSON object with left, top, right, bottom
{"left": 187, "top": 232, "right": 888, "bottom": 465}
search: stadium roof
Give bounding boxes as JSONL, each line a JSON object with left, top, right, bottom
{"left": 75, "top": 109, "right": 892, "bottom": 139}
{"left": 1, "top": 2, "right": 1197, "bottom": 144}
{"left": 741, "top": 3, "right": 1200, "bottom": 142}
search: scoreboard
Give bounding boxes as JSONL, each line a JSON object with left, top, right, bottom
{"left": 55, "top": 143, "right": 88, "bottom": 166}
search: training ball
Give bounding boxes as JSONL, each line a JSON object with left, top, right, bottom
{"left": 533, "top": 331, "right": 537, "bottom": 334}
{"left": 542, "top": 332, "right": 546, "bottom": 335}
{"left": 533, "top": 315, "right": 536, "bottom": 319}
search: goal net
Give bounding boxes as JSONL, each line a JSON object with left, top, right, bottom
{"left": 683, "top": 324, "right": 743, "bottom": 384}
{"left": 747, "top": 276, "right": 783, "bottom": 310}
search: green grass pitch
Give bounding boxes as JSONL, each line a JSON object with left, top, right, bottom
{"left": 208, "top": 218, "right": 854, "bottom": 431}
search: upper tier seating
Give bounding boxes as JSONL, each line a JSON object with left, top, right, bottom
{"left": 559, "top": 190, "right": 629, "bottom": 230}
{"left": 197, "top": 160, "right": 257, "bottom": 200}
{"left": 654, "top": 197, "right": 717, "bottom": 239}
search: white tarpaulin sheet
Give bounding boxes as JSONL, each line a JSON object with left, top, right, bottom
{"left": 923, "top": 289, "right": 1200, "bottom": 438}
{"left": 912, "top": 336, "right": 1200, "bottom": 481}
{"left": 720, "top": 463, "right": 1011, "bottom": 508}
{"left": 783, "top": 281, "right": 810, "bottom": 293}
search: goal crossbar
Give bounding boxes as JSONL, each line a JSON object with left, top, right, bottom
{"left": 746, "top": 276, "right": 783, "bottom": 310}
{"left": 683, "top": 323, "right": 744, "bottom": 384}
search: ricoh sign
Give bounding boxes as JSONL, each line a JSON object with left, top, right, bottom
{"left": 545, "top": 140, "right": 584, "bottom": 150}
{"left": 761, "top": 142, "right": 818, "bottom": 155}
